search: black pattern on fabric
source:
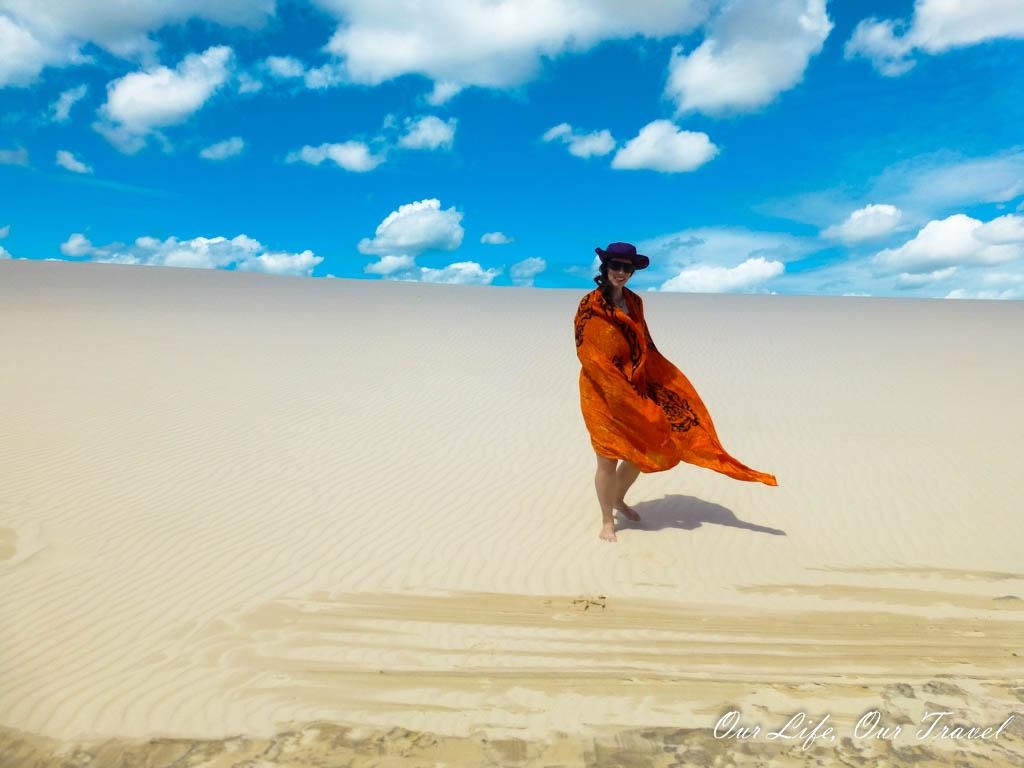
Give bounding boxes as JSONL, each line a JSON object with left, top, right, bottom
{"left": 648, "top": 382, "right": 700, "bottom": 432}
{"left": 574, "top": 298, "right": 595, "bottom": 348}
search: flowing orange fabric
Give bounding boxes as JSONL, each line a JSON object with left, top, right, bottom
{"left": 574, "top": 287, "right": 777, "bottom": 485}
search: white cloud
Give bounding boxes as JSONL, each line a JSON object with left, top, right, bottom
{"left": 358, "top": 199, "right": 464, "bottom": 256}
{"left": 260, "top": 55, "right": 348, "bottom": 90}
{"left": 542, "top": 123, "right": 615, "bottom": 158}
{"left": 666, "top": 0, "right": 832, "bottom": 114}
{"left": 286, "top": 141, "right": 385, "bottom": 172}
{"left": 0, "top": 13, "right": 70, "bottom": 87}
{"left": 364, "top": 254, "right": 416, "bottom": 275}
{"left": 951, "top": 270, "right": 1024, "bottom": 299}
{"left": 510, "top": 256, "right": 545, "bottom": 286}
{"left": 942, "top": 288, "right": 1024, "bottom": 301}
{"left": 844, "top": 19, "right": 915, "bottom": 76}
{"left": 822, "top": 204, "right": 903, "bottom": 243}
{"left": 236, "top": 71, "right": 263, "bottom": 94}
{"left": 481, "top": 231, "right": 513, "bottom": 245}
{"left": 236, "top": 249, "right": 322, "bottom": 275}
{"left": 896, "top": 267, "right": 957, "bottom": 288}
{"left": 302, "top": 63, "right": 347, "bottom": 89}
{"left": 661, "top": 256, "right": 784, "bottom": 293}
{"left": 50, "top": 84, "right": 88, "bottom": 122}
{"left": 55, "top": 149, "right": 92, "bottom": 174}
{"left": 314, "top": 0, "right": 710, "bottom": 90}
{"left": 96, "top": 46, "right": 234, "bottom": 151}
{"left": 367, "top": 258, "right": 500, "bottom": 285}
{"left": 425, "top": 80, "right": 463, "bottom": 105}
{"left": 58, "top": 232, "right": 323, "bottom": 276}
{"left": 0, "top": 225, "right": 9, "bottom": 238}
{"left": 60, "top": 233, "right": 93, "bottom": 256}
{"left": 0, "top": 245, "right": 11, "bottom": 259}
{"left": 642, "top": 228, "right": 814, "bottom": 268}
{"left": 881, "top": 152, "right": 1024, "bottom": 214}
{"left": 611, "top": 120, "right": 718, "bottom": 173}
{"left": 977, "top": 213, "right": 1024, "bottom": 244}
{"left": 873, "top": 214, "right": 1024, "bottom": 274}
{"left": 766, "top": 148, "right": 1024, "bottom": 231}
{"left": 846, "top": 0, "right": 1024, "bottom": 75}
{"left": 265, "top": 55, "right": 306, "bottom": 79}
{"left": 0, "top": 1, "right": 273, "bottom": 85}
{"left": 418, "top": 261, "right": 499, "bottom": 285}
{"left": 398, "top": 115, "right": 456, "bottom": 150}
{"left": 199, "top": 136, "right": 245, "bottom": 160}
{"left": 637, "top": 227, "right": 813, "bottom": 293}
{"left": 0, "top": 147, "right": 29, "bottom": 165}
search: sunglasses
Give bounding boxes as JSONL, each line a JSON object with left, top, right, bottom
{"left": 607, "top": 260, "right": 635, "bottom": 274}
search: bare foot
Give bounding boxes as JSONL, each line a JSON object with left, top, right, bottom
{"left": 599, "top": 522, "right": 617, "bottom": 542}
{"left": 614, "top": 501, "right": 640, "bottom": 522}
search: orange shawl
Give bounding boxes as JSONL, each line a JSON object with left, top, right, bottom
{"left": 574, "top": 287, "right": 777, "bottom": 485}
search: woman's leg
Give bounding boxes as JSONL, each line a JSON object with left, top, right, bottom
{"left": 615, "top": 461, "right": 642, "bottom": 521}
{"left": 595, "top": 455, "right": 619, "bottom": 541}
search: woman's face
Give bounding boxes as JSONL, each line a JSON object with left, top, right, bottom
{"left": 606, "top": 260, "right": 634, "bottom": 288}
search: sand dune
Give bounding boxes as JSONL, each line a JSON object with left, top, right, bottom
{"left": 1, "top": 258, "right": 1022, "bottom": 766}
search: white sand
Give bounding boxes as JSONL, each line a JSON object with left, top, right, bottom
{"left": 1, "top": 259, "right": 1022, "bottom": 759}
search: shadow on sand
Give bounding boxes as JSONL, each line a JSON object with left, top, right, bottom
{"left": 620, "top": 494, "right": 786, "bottom": 536}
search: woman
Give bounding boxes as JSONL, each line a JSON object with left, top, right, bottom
{"left": 574, "top": 242, "right": 778, "bottom": 542}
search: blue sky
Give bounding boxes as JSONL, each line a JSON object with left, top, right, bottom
{"left": 2, "top": 0, "right": 1024, "bottom": 298}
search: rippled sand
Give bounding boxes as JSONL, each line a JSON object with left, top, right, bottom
{"left": 2, "top": 259, "right": 1022, "bottom": 766}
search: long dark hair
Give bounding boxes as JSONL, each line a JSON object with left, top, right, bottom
{"left": 593, "top": 261, "right": 614, "bottom": 304}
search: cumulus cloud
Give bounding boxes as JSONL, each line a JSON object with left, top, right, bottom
{"left": 55, "top": 149, "right": 92, "bottom": 174}
{"left": 0, "top": 224, "right": 9, "bottom": 238}
{"left": 611, "top": 120, "right": 718, "bottom": 173}
{"left": 265, "top": 55, "right": 306, "bottom": 79}
{"left": 358, "top": 198, "right": 464, "bottom": 256}
{"left": 638, "top": 226, "right": 813, "bottom": 293}
{"left": 481, "top": 231, "right": 513, "bottom": 245}
{"left": 50, "top": 84, "right": 87, "bottom": 122}
{"left": 58, "top": 231, "right": 322, "bottom": 275}
{"left": 425, "top": 80, "right": 463, "bottom": 105}
{"left": 661, "top": 257, "right": 784, "bottom": 293}
{"left": 357, "top": 199, "right": 481, "bottom": 282}
{"left": 366, "top": 258, "right": 500, "bottom": 285}
{"left": 0, "top": 1, "right": 272, "bottom": 87}
{"left": 286, "top": 141, "right": 385, "bottom": 172}
{"left": 261, "top": 55, "right": 346, "bottom": 90}
{"left": 666, "top": 0, "right": 832, "bottom": 114}
{"left": 542, "top": 123, "right": 616, "bottom": 158}
{"left": 60, "top": 232, "right": 92, "bottom": 256}
{"left": 236, "top": 72, "right": 263, "bottom": 94}
{"left": 846, "top": 0, "right": 1024, "bottom": 75}
{"left": 418, "top": 261, "right": 500, "bottom": 285}
{"left": 872, "top": 214, "right": 1024, "bottom": 274}
{"left": 0, "top": 147, "right": 29, "bottom": 165}
{"left": 199, "top": 136, "right": 245, "bottom": 160}
{"left": 0, "top": 245, "right": 11, "bottom": 259}
{"left": 315, "top": 0, "right": 710, "bottom": 90}
{"left": 96, "top": 46, "right": 234, "bottom": 152}
{"left": 822, "top": 204, "right": 903, "bottom": 243}
{"left": 844, "top": 18, "right": 915, "bottom": 76}
{"left": 510, "top": 257, "right": 545, "bottom": 286}
{"left": 0, "top": 13, "right": 70, "bottom": 87}
{"left": 398, "top": 115, "right": 456, "bottom": 150}
{"left": 364, "top": 254, "right": 416, "bottom": 275}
